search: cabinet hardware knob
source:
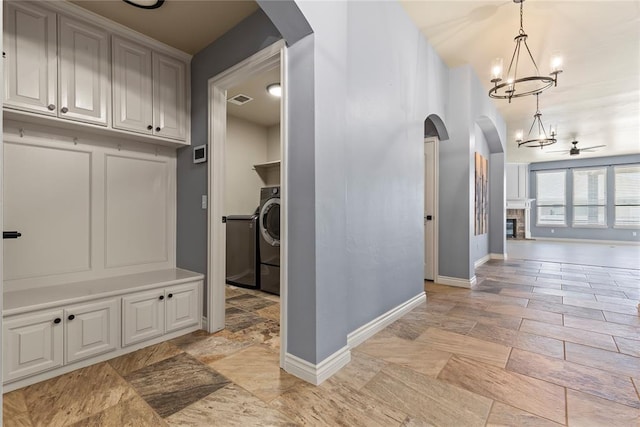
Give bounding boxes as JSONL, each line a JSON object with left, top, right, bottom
{"left": 47, "top": 104, "right": 56, "bottom": 111}
{"left": 155, "top": 127, "right": 161, "bottom": 132}
{"left": 159, "top": 295, "right": 165, "bottom": 300}
{"left": 147, "top": 125, "right": 153, "bottom": 130}
{"left": 68, "top": 314, "right": 75, "bottom": 321}
{"left": 53, "top": 318, "right": 61, "bottom": 324}
{"left": 61, "top": 107, "right": 69, "bottom": 113}
{"left": 168, "top": 293, "right": 173, "bottom": 298}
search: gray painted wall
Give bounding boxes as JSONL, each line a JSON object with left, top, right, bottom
{"left": 530, "top": 154, "right": 640, "bottom": 242}
{"left": 176, "top": 10, "right": 282, "bottom": 306}
{"left": 489, "top": 152, "right": 506, "bottom": 256}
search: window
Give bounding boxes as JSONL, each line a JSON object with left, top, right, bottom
{"left": 536, "top": 170, "right": 566, "bottom": 225}
{"left": 615, "top": 165, "right": 640, "bottom": 227}
{"left": 573, "top": 168, "right": 606, "bottom": 226}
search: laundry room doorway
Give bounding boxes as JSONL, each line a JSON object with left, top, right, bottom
{"left": 207, "top": 41, "right": 288, "bottom": 367}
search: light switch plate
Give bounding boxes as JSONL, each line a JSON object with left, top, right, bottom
{"left": 201, "top": 195, "right": 207, "bottom": 210}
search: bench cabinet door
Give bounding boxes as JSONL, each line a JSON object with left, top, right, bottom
{"left": 165, "top": 281, "right": 200, "bottom": 333}
{"left": 122, "top": 289, "right": 164, "bottom": 346}
{"left": 65, "top": 298, "right": 118, "bottom": 363}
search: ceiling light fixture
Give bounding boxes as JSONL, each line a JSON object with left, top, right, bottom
{"left": 516, "top": 93, "right": 557, "bottom": 149}
{"left": 122, "top": 0, "right": 165, "bottom": 10}
{"left": 266, "top": 83, "right": 282, "bottom": 98}
{"left": 489, "top": 0, "right": 562, "bottom": 103}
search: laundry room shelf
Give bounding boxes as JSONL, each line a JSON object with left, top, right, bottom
{"left": 253, "top": 160, "right": 281, "bottom": 186}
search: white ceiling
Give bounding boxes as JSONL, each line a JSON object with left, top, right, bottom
{"left": 227, "top": 66, "right": 281, "bottom": 127}
{"left": 70, "top": 0, "right": 639, "bottom": 163}
{"left": 401, "top": 0, "right": 640, "bottom": 163}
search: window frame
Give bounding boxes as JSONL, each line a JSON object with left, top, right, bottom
{"left": 571, "top": 167, "right": 607, "bottom": 228}
{"left": 535, "top": 169, "right": 567, "bottom": 227}
{"left": 613, "top": 165, "right": 640, "bottom": 229}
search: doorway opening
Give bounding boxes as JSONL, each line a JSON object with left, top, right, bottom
{"left": 207, "top": 41, "right": 288, "bottom": 367}
{"left": 424, "top": 137, "right": 439, "bottom": 281}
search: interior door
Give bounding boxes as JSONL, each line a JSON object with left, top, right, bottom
{"left": 424, "top": 138, "right": 437, "bottom": 280}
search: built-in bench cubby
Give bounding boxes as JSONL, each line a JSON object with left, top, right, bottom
{"left": 3, "top": 269, "right": 203, "bottom": 392}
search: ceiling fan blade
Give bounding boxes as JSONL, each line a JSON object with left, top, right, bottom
{"left": 546, "top": 149, "right": 570, "bottom": 153}
{"left": 579, "top": 145, "right": 606, "bottom": 151}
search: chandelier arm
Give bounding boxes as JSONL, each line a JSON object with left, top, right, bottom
{"left": 522, "top": 39, "right": 541, "bottom": 74}
{"left": 506, "top": 39, "right": 519, "bottom": 82}
{"left": 527, "top": 116, "right": 537, "bottom": 137}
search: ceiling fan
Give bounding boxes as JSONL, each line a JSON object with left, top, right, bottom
{"left": 548, "top": 140, "right": 606, "bottom": 156}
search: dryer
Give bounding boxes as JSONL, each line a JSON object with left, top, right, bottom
{"left": 258, "top": 186, "right": 280, "bottom": 295}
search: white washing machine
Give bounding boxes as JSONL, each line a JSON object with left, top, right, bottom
{"left": 259, "top": 186, "right": 280, "bottom": 295}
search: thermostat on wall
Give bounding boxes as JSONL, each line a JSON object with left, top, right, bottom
{"left": 193, "top": 144, "right": 207, "bottom": 164}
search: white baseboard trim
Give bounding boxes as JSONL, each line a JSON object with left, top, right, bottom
{"left": 347, "top": 292, "right": 426, "bottom": 349}
{"left": 474, "top": 254, "right": 491, "bottom": 268}
{"left": 531, "top": 237, "right": 640, "bottom": 246}
{"left": 436, "top": 275, "right": 477, "bottom": 288}
{"left": 284, "top": 346, "right": 351, "bottom": 386}
{"left": 490, "top": 253, "right": 507, "bottom": 260}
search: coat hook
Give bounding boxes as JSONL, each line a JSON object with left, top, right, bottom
{"left": 19, "top": 128, "right": 24, "bottom": 138}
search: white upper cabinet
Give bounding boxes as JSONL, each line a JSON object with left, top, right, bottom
{"left": 58, "top": 16, "right": 110, "bottom": 126}
{"left": 112, "top": 36, "right": 153, "bottom": 134}
{"left": 152, "top": 53, "right": 187, "bottom": 141}
{"left": 3, "top": 2, "right": 57, "bottom": 115}
{"left": 113, "top": 38, "right": 187, "bottom": 141}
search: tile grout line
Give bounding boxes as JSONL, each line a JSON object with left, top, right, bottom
{"left": 564, "top": 386, "right": 569, "bottom": 426}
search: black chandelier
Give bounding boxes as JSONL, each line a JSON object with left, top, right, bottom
{"left": 123, "top": 0, "right": 165, "bottom": 9}
{"left": 489, "top": 0, "right": 562, "bottom": 102}
{"left": 517, "top": 93, "right": 557, "bottom": 149}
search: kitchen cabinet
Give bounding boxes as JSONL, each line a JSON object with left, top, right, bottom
{"left": 4, "top": 3, "right": 109, "bottom": 125}
{"left": 65, "top": 299, "right": 118, "bottom": 364}
{"left": 3, "top": 309, "right": 64, "bottom": 382}
{"left": 123, "top": 281, "right": 199, "bottom": 346}
{"left": 113, "top": 36, "right": 187, "bottom": 141}
{"left": 507, "top": 163, "right": 529, "bottom": 200}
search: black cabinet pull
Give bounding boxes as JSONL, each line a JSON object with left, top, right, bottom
{"left": 53, "top": 318, "right": 61, "bottom": 324}
{"left": 68, "top": 314, "right": 75, "bottom": 321}
{"left": 155, "top": 127, "right": 161, "bottom": 132}
{"left": 147, "top": 125, "right": 153, "bottom": 130}
{"left": 159, "top": 295, "right": 164, "bottom": 300}
{"left": 3, "top": 231, "right": 22, "bottom": 239}
{"left": 167, "top": 293, "right": 173, "bottom": 299}
{"left": 61, "top": 107, "right": 69, "bottom": 113}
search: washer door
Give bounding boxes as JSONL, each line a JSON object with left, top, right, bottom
{"left": 260, "top": 197, "right": 280, "bottom": 247}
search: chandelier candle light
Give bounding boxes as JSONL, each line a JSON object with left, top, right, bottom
{"left": 516, "top": 93, "right": 557, "bottom": 149}
{"left": 489, "top": 0, "right": 563, "bottom": 102}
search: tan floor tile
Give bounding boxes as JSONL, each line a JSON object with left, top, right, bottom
{"left": 360, "top": 363, "right": 492, "bottom": 427}
{"left": 255, "top": 303, "right": 281, "bottom": 321}
{"left": 498, "top": 289, "right": 563, "bottom": 304}
{"left": 437, "top": 355, "right": 566, "bottom": 424}
{"left": 567, "top": 388, "right": 640, "bottom": 426}
{"left": 3, "top": 390, "right": 28, "bottom": 418}
{"left": 526, "top": 299, "right": 605, "bottom": 320}
{"left": 23, "top": 363, "right": 136, "bottom": 427}
{"left": 595, "top": 294, "right": 639, "bottom": 306}
{"left": 2, "top": 411, "right": 32, "bottom": 427}
{"left": 565, "top": 342, "right": 640, "bottom": 379}
{"left": 562, "top": 297, "right": 639, "bottom": 315}
{"left": 507, "top": 348, "right": 640, "bottom": 408}
{"left": 210, "top": 344, "right": 303, "bottom": 402}
{"left": 69, "top": 396, "right": 167, "bottom": 427}
{"left": 484, "top": 304, "right": 563, "bottom": 325}
{"left": 486, "top": 401, "right": 563, "bottom": 427}
{"left": 357, "top": 333, "right": 451, "bottom": 377}
{"left": 603, "top": 310, "right": 640, "bottom": 326}
{"left": 177, "top": 333, "right": 252, "bottom": 364}
{"left": 329, "top": 350, "right": 387, "bottom": 390}
{"left": 271, "top": 378, "right": 407, "bottom": 426}
{"left": 563, "top": 315, "right": 640, "bottom": 340}
{"left": 447, "top": 306, "right": 523, "bottom": 330}
{"left": 467, "top": 323, "right": 564, "bottom": 359}
{"left": 109, "top": 341, "right": 183, "bottom": 376}
{"left": 166, "top": 384, "right": 296, "bottom": 426}
{"left": 533, "top": 287, "right": 596, "bottom": 300}
{"left": 416, "top": 327, "right": 512, "bottom": 367}
{"left": 614, "top": 336, "right": 640, "bottom": 357}
{"left": 520, "top": 319, "right": 618, "bottom": 351}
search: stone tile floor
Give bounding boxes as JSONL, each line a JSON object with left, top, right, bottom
{"left": 4, "top": 261, "right": 640, "bottom": 426}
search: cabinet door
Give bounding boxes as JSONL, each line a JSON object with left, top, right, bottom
{"left": 58, "top": 15, "right": 109, "bottom": 125}
{"left": 152, "top": 53, "right": 187, "bottom": 141}
{"left": 112, "top": 36, "right": 153, "bottom": 134}
{"left": 165, "top": 281, "right": 200, "bottom": 333}
{"left": 3, "top": 2, "right": 57, "bottom": 115}
{"left": 122, "top": 289, "right": 164, "bottom": 346}
{"left": 3, "top": 310, "right": 63, "bottom": 382}
{"left": 65, "top": 299, "right": 118, "bottom": 364}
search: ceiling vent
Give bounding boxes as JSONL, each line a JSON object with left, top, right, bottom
{"left": 227, "top": 94, "right": 253, "bottom": 106}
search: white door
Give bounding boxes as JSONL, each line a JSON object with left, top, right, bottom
{"left": 424, "top": 138, "right": 438, "bottom": 280}
{"left": 122, "top": 289, "right": 164, "bottom": 346}
{"left": 58, "top": 15, "right": 109, "bottom": 125}
{"left": 165, "top": 282, "right": 199, "bottom": 333}
{"left": 3, "top": 310, "right": 64, "bottom": 382}
{"left": 3, "top": 2, "right": 57, "bottom": 115}
{"left": 65, "top": 299, "right": 118, "bottom": 364}
{"left": 112, "top": 36, "right": 153, "bottom": 134}
{"left": 152, "top": 52, "right": 186, "bottom": 140}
